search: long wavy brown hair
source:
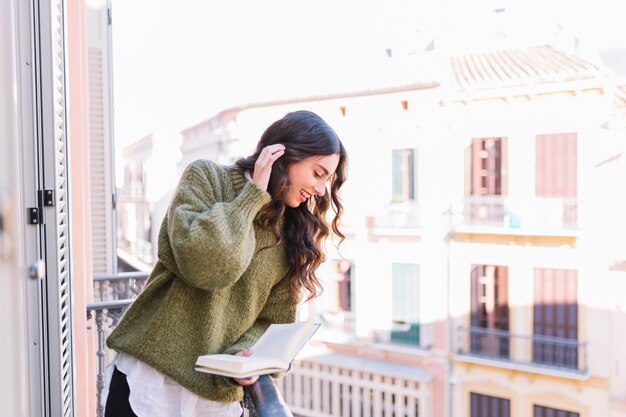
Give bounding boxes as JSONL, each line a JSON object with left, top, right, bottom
{"left": 234, "top": 110, "right": 348, "bottom": 302}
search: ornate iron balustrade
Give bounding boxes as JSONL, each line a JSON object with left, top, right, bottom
{"left": 93, "top": 271, "right": 149, "bottom": 301}
{"left": 86, "top": 299, "right": 133, "bottom": 417}
{"left": 456, "top": 326, "right": 588, "bottom": 375}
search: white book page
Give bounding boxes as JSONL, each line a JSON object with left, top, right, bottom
{"left": 251, "top": 321, "right": 319, "bottom": 362}
{"left": 196, "top": 354, "right": 284, "bottom": 372}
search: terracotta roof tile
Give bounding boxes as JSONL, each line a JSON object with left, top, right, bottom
{"left": 450, "top": 45, "right": 603, "bottom": 91}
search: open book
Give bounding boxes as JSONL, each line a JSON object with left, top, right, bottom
{"left": 195, "top": 320, "right": 321, "bottom": 378}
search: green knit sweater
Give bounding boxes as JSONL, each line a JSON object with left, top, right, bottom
{"left": 107, "top": 159, "right": 297, "bottom": 402}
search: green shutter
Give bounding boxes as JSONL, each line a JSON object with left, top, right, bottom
{"left": 391, "top": 263, "right": 420, "bottom": 345}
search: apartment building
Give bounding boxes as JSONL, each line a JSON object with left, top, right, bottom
{"left": 444, "top": 46, "right": 621, "bottom": 417}
{"left": 176, "top": 45, "right": 626, "bottom": 417}
{"left": 117, "top": 131, "right": 180, "bottom": 270}
{"left": 178, "top": 70, "right": 447, "bottom": 416}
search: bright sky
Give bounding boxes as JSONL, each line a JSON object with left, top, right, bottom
{"left": 110, "top": 0, "right": 626, "bottom": 148}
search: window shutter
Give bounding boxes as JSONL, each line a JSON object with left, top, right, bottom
{"left": 495, "top": 265, "right": 509, "bottom": 331}
{"left": 391, "top": 263, "right": 420, "bottom": 345}
{"left": 470, "top": 392, "right": 511, "bottom": 417}
{"left": 391, "top": 149, "right": 417, "bottom": 202}
{"left": 87, "top": 1, "right": 116, "bottom": 273}
{"left": 470, "top": 138, "right": 507, "bottom": 196}
{"left": 336, "top": 261, "right": 353, "bottom": 312}
{"left": 470, "top": 265, "right": 509, "bottom": 356}
{"left": 470, "top": 265, "right": 482, "bottom": 327}
{"left": 533, "top": 268, "right": 578, "bottom": 368}
{"left": 33, "top": 0, "right": 75, "bottom": 414}
{"left": 536, "top": 133, "right": 577, "bottom": 197}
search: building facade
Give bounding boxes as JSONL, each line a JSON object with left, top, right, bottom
{"left": 175, "top": 45, "right": 626, "bottom": 417}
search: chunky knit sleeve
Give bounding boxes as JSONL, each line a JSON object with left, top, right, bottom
{"left": 165, "top": 161, "right": 271, "bottom": 290}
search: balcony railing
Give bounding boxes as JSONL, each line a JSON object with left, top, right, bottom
{"left": 87, "top": 275, "right": 292, "bottom": 417}
{"left": 456, "top": 326, "right": 588, "bottom": 376}
{"left": 93, "top": 271, "right": 149, "bottom": 301}
{"left": 276, "top": 353, "right": 432, "bottom": 417}
{"left": 455, "top": 196, "right": 579, "bottom": 232}
{"left": 366, "top": 202, "right": 421, "bottom": 232}
{"left": 86, "top": 299, "right": 134, "bottom": 417}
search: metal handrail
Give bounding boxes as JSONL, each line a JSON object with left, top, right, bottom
{"left": 244, "top": 375, "right": 294, "bottom": 417}
{"left": 463, "top": 325, "right": 586, "bottom": 346}
{"left": 92, "top": 271, "right": 149, "bottom": 301}
{"left": 93, "top": 271, "right": 150, "bottom": 281}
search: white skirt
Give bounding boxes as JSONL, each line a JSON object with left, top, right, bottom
{"left": 102, "top": 352, "right": 242, "bottom": 417}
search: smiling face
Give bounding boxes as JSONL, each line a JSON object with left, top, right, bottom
{"left": 284, "top": 154, "right": 341, "bottom": 208}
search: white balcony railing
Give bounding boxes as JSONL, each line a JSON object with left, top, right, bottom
{"left": 277, "top": 353, "right": 432, "bottom": 417}
{"left": 455, "top": 196, "right": 579, "bottom": 232}
{"left": 366, "top": 202, "right": 421, "bottom": 232}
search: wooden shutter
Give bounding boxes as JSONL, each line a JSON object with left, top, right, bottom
{"left": 470, "top": 265, "right": 482, "bottom": 327}
{"left": 471, "top": 393, "right": 511, "bottom": 417}
{"left": 533, "top": 268, "right": 578, "bottom": 368}
{"left": 470, "top": 265, "right": 509, "bottom": 330}
{"left": 535, "top": 133, "right": 577, "bottom": 197}
{"left": 470, "top": 138, "right": 507, "bottom": 196}
{"left": 470, "top": 265, "right": 509, "bottom": 356}
{"left": 336, "top": 260, "right": 352, "bottom": 312}
{"left": 87, "top": 1, "right": 116, "bottom": 273}
{"left": 495, "top": 266, "right": 509, "bottom": 331}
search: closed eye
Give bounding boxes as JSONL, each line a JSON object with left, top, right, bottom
{"left": 314, "top": 171, "right": 323, "bottom": 178}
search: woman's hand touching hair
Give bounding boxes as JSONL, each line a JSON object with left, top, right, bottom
{"left": 252, "top": 144, "right": 285, "bottom": 192}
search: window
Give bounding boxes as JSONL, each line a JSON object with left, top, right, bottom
{"left": 464, "top": 138, "right": 508, "bottom": 225}
{"left": 390, "top": 263, "right": 420, "bottom": 345}
{"left": 317, "top": 260, "right": 355, "bottom": 334}
{"left": 534, "top": 404, "right": 580, "bottom": 417}
{"left": 470, "top": 392, "right": 510, "bottom": 417}
{"left": 470, "top": 265, "right": 509, "bottom": 357}
{"left": 535, "top": 133, "right": 577, "bottom": 197}
{"left": 533, "top": 268, "right": 578, "bottom": 369}
{"left": 391, "top": 148, "right": 417, "bottom": 202}
{"left": 536, "top": 133, "right": 577, "bottom": 226}
{"left": 467, "top": 137, "right": 507, "bottom": 196}
{"left": 335, "top": 260, "right": 353, "bottom": 312}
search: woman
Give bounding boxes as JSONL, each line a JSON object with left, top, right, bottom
{"left": 104, "top": 110, "right": 348, "bottom": 417}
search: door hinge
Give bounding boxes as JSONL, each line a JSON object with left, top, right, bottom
{"left": 27, "top": 207, "right": 42, "bottom": 224}
{"left": 39, "top": 189, "right": 55, "bottom": 207}
{"left": 27, "top": 189, "right": 55, "bottom": 225}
